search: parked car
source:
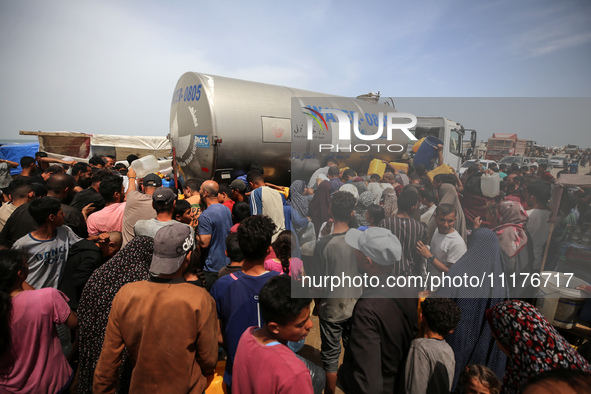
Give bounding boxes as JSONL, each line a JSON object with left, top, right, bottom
{"left": 534, "top": 157, "right": 553, "bottom": 170}
{"left": 459, "top": 159, "right": 498, "bottom": 176}
{"left": 549, "top": 155, "right": 568, "bottom": 168}
{"left": 499, "top": 156, "right": 531, "bottom": 167}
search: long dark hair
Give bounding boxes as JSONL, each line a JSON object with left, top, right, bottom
{"left": 0, "top": 249, "right": 27, "bottom": 355}
{"left": 272, "top": 230, "right": 293, "bottom": 275}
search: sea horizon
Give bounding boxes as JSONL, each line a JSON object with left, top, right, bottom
{"left": 0, "top": 138, "right": 38, "bottom": 145}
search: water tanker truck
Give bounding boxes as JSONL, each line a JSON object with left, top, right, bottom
{"left": 170, "top": 72, "right": 469, "bottom": 184}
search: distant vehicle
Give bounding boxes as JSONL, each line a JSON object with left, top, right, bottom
{"left": 499, "top": 156, "right": 531, "bottom": 167}
{"left": 549, "top": 155, "right": 568, "bottom": 168}
{"left": 565, "top": 144, "right": 579, "bottom": 155}
{"left": 534, "top": 157, "right": 553, "bottom": 170}
{"left": 485, "top": 133, "right": 527, "bottom": 161}
{"left": 458, "top": 159, "right": 497, "bottom": 176}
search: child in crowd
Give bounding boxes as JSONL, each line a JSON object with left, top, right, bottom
{"left": 12, "top": 196, "right": 82, "bottom": 289}
{"left": 405, "top": 296, "right": 461, "bottom": 394}
{"left": 173, "top": 199, "right": 192, "bottom": 225}
{"left": 264, "top": 230, "right": 303, "bottom": 279}
{"left": 0, "top": 249, "right": 78, "bottom": 393}
{"left": 458, "top": 364, "right": 501, "bottom": 394}
{"left": 218, "top": 183, "right": 235, "bottom": 211}
{"left": 230, "top": 201, "right": 251, "bottom": 232}
{"left": 365, "top": 204, "right": 385, "bottom": 227}
{"left": 313, "top": 191, "right": 361, "bottom": 394}
{"left": 218, "top": 233, "right": 243, "bottom": 278}
{"left": 232, "top": 275, "right": 314, "bottom": 393}
{"left": 210, "top": 215, "right": 279, "bottom": 389}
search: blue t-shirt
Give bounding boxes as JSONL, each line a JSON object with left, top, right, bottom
{"left": 198, "top": 203, "right": 232, "bottom": 273}
{"left": 210, "top": 270, "right": 280, "bottom": 386}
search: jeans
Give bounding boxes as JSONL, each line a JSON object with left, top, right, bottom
{"left": 319, "top": 317, "right": 351, "bottom": 373}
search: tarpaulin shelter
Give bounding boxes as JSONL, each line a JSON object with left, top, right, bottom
{"left": 541, "top": 174, "right": 591, "bottom": 271}
{"left": 0, "top": 142, "right": 40, "bottom": 175}
{"left": 19, "top": 131, "right": 171, "bottom": 162}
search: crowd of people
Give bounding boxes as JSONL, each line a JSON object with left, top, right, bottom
{"left": 0, "top": 149, "right": 591, "bottom": 393}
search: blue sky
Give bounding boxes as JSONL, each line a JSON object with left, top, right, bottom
{"left": 1, "top": 0, "right": 590, "bottom": 146}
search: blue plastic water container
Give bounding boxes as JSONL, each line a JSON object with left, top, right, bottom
{"left": 413, "top": 136, "right": 443, "bottom": 170}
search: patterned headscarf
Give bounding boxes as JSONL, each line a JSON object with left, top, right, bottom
{"left": 357, "top": 191, "right": 375, "bottom": 209}
{"left": 435, "top": 228, "right": 508, "bottom": 390}
{"left": 487, "top": 300, "right": 591, "bottom": 394}
{"left": 381, "top": 188, "right": 398, "bottom": 218}
{"left": 354, "top": 191, "right": 376, "bottom": 227}
{"left": 367, "top": 182, "right": 383, "bottom": 205}
{"left": 493, "top": 200, "right": 528, "bottom": 258}
{"left": 288, "top": 180, "right": 312, "bottom": 218}
{"left": 77, "top": 236, "right": 154, "bottom": 394}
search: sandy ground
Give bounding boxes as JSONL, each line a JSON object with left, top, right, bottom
{"left": 300, "top": 307, "right": 345, "bottom": 394}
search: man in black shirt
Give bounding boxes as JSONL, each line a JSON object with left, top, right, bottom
{"left": 70, "top": 168, "right": 114, "bottom": 213}
{"left": 0, "top": 201, "right": 37, "bottom": 248}
{"left": 72, "top": 162, "right": 93, "bottom": 191}
{"left": 339, "top": 227, "right": 419, "bottom": 394}
{"left": 13, "top": 156, "right": 37, "bottom": 183}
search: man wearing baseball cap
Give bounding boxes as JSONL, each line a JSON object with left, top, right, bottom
{"left": 338, "top": 227, "right": 419, "bottom": 394}
{"left": 94, "top": 222, "right": 218, "bottom": 393}
{"left": 134, "top": 187, "right": 193, "bottom": 239}
{"left": 229, "top": 178, "right": 247, "bottom": 203}
{"left": 120, "top": 167, "right": 162, "bottom": 247}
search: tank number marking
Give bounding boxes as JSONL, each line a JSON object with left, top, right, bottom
{"left": 172, "top": 84, "right": 202, "bottom": 104}
{"left": 195, "top": 135, "right": 210, "bottom": 148}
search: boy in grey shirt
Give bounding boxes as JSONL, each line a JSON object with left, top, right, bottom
{"left": 12, "top": 196, "right": 82, "bottom": 289}
{"left": 405, "top": 297, "right": 461, "bottom": 394}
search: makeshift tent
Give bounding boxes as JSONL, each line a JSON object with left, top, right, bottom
{"left": 19, "top": 131, "right": 171, "bottom": 162}
{"left": 541, "top": 174, "right": 591, "bottom": 271}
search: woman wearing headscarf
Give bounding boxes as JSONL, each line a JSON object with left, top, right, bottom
{"left": 77, "top": 236, "right": 154, "bottom": 394}
{"left": 339, "top": 183, "right": 359, "bottom": 201}
{"left": 381, "top": 188, "right": 398, "bottom": 218}
{"left": 460, "top": 174, "right": 495, "bottom": 229}
{"left": 427, "top": 183, "right": 467, "bottom": 241}
{"left": 288, "top": 179, "right": 313, "bottom": 218}
{"left": 353, "top": 191, "right": 376, "bottom": 227}
{"left": 434, "top": 228, "right": 509, "bottom": 391}
{"left": 487, "top": 299, "right": 591, "bottom": 394}
{"left": 308, "top": 180, "right": 332, "bottom": 237}
{"left": 481, "top": 200, "right": 533, "bottom": 297}
{"left": 366, "top": 181, "right": 383, "bottom": 205}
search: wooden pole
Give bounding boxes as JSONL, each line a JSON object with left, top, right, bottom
{"left": 539, "top": 222, "right": 555, "bottom": 273}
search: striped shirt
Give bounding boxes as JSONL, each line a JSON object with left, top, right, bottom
{"left": 379, "top": 216, "right": 428, "bottom": 276}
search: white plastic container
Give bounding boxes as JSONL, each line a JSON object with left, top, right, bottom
{"left": 481, "top": 172, "right": 500, "bottom": 198}
{"left": 535, "top": 271, "right": 589, "bottom": 329}
{"left": 130, "top": 155, "right": 160, "bottom": 178}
